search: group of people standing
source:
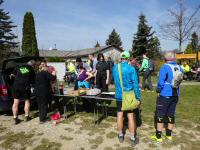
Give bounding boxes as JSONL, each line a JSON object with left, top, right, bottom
{"left": 70, "top": 53, "right": 112, "bottom": 93}
{"left": 10, "top": 50, "right": 184, "bottom": 146}
{"left": 66, "top": 51, "right": 154, "bottom": 93}
{"left": 11, "top": 60, "right": 56, "bottom": 124}
{"left": 112, "top": 50, "right": 183, "bottom": 145}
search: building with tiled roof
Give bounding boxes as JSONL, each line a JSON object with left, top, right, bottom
{"left": 39, "top": 45, "right": 123, "bottom": 62}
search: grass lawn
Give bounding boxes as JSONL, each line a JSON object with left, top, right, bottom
{"left": 109, "top": 85, "right": 200, "bottom": 149}
{"left": 110, "top": 84, "right": 200, "bottom": 125}
{"left": 141, "top": 85, "right": 200, "bottom": 125}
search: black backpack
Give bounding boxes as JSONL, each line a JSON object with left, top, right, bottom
{"left": 148, "top": 59, "right": 155, "bottom": 72}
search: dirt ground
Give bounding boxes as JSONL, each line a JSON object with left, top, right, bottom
{"left": 0, "top": 111, "right": 200, "bottom": 150}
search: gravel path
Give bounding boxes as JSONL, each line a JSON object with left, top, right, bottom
{"left": 0, "top": 113, "right": 199, "bottom": 150}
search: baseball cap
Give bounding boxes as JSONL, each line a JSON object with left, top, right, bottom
{"left": 121, "top": 51, "right": 130, "bottom": 59}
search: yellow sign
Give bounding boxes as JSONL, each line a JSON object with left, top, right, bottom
{"left": 176, "top": 51, "right": 200, "bottom": 61}
{"left": 198, "top": 51, "right": 200, "bottom": 61}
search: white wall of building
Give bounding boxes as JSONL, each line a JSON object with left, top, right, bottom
{"left": 47, "top": 62, "right": 66, "bottom": 81}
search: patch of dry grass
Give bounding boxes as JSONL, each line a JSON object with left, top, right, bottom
{"left": 60, "top": 135, "right": 73, "bottom": 141}
{"left": 88, "top": 136, "right": 103, "bottom": 145}
{"left": 0, "top": 125, "right": 7, "bottom": 134}
{"left": 106, "top": 131, "right": 117, "bottom": 139}
{"left": 0, "top": 131, "right": 34, "bottom": 150}
{"left": 33, "top": 138, "right": 62, "bottom": 150}
{"left": 116, "top": 146, "right": 134, "bottom": 150}
{"left": 64, "top": 127, "right": 74, "bottom": 132}
{"left": 90, "top": 144, "right": 98, "bottom": 149}
{"left": 104, "top": 147, "right": 113, "bottom": 150}
{"left": 37, "top": 132, "right": 44, "bottom": 136}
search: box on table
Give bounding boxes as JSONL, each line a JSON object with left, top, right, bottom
{"left": 67, "top": 89, "right": 87, "bottom": 96}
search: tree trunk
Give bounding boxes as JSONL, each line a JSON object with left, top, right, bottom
{"left": 179, "top": 39, "right": 182, "bottom": 52}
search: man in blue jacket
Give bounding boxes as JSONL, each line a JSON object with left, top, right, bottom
{"left": 113, "top": 51, "right": 141, "bottom": 145}
{"left": 151, "top": 52, "right": 184, "bottom": 143}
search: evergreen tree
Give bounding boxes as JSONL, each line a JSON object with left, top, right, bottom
{"left": 185, "top": 43, "right": 193, "bottom": 54}
{"left": 0, "top": 0, "right": 18, "bottom": 63}
{"left": 106, "top": 29, "right": 122, "bottom": 48}
{"left": 22, "top": 12, "right": 38, "bottom": 56}
{"left": 184, "top": 32, "right": 199, "bottom": 54}
{"left": 132, "top": 14, "right": 159, "bottom": 58}
{"left": 94, "top": 41, "right": 100, "bottom": 48}
{"left": 191, "top": 32, "right": 199, "bottom": 52}
{"left": 148, "top": 36, "right": 161, "bottom": 58}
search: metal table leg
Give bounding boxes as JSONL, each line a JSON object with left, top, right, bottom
{"left": 64, "top": 105, "right": 67, "bottom": 118}
{"left": 74, "top": 96, "right": 77, "bottom": 113}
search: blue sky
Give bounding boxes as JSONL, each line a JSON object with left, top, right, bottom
{"left": 2, "top": 0, "right": 200, "bottom": 51}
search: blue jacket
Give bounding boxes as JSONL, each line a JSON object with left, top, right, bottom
{"left": 157, "top": 61, "right": 184, "bottom": 97}
{"left": 112, "top": 61, "right": 141, "bottom": 101}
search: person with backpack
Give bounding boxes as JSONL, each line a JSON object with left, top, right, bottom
{"left": 139, "top": 52, "right": 153, "bottom": 92}
{"left": 150, "top": 52, "right": 184, "bottom": 143}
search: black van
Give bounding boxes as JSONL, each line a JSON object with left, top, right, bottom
{"left": 0, "top": 56, "right": 44, "bottom": 111}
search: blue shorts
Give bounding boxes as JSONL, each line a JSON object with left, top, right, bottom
{"left": 78, "top": 81, "right": 90, "bottom": 89}
{"left": 156, "top": 96, "right": 178, "bottom": 117}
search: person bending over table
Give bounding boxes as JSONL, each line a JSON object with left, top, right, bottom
{"left": 77, "top": 64, "right": 94, "bottom": 112}
{"left": 77, "top": 64, "right": 93, "bottom": 89}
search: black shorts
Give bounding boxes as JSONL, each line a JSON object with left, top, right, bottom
{"left": 116, "top": 101, "right": 136, "bottom": 113}
{"left": 13, "top": 86, "right": 31, "bottom": 100}
{"left": 156, "top": 96, "right": 178, "bottom": 117}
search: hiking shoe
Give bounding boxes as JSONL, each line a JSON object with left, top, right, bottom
{"left": 118, "top": 134, "right": 124, "bottom": 143}
{"left": 172, "top": 128, "right": 177, "bottom": 134}
{"left": 163, "top": 133, "right": 173, "bottom": 141}
{"left": 165, "top": 135, "right": 172, "bottom": 140}
{"left": 130, "top": 137, "right": 138, "bottom": 145}
{"left": 24, "top": 116, "right": 32, "bottom": 122}
{"left": 150, "top": 135, "right": 163, "bottom": 143}
{"left": 13, "top": 118, "right": 20, "bottom": 125}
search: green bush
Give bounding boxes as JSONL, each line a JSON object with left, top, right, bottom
{"left": 47, "top": 57, "right": 65, "bottom": 62}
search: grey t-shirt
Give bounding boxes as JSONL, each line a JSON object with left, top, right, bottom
{"left": 91, "top": 58, "right": 98, "bottom": 74}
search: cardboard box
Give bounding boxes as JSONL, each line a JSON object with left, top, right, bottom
{"left": 67, "top": 89, "right": 87, "bottom": 96}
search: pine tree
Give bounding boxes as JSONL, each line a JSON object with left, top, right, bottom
{"left": 132, "top": 14, "right": 158, "bottom": 58}
{"left": 148, "top": 36, "right": 161, "bottom": 58}
{"left": 191, "top": 32, "right": 199, "bottom": 52}
{"left": 185, "top": 43, "right": 193, "bottom": 54}
{"left": 106, "top": 29, "right": 122, "bottom": 48}
{"left": 94, "top": 41, "right": 100, "bottom": 48}
{"left": 185, "top": 32, "right": 199, "bottom": 54}
{"left": 0, "top": 0, "right": 18, "bottom": 64}
{"left": 22, "top": 12, "right": 38, "bottom": 56}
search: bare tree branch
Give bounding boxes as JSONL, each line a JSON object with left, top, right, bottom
{"left": 159, "top": 0, "right": 200, "bottom": 51}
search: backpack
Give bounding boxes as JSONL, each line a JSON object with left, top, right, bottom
{"left": 148, "top": 60, "right": 155, "bottom": 72}
{"left": 167, "top": 64, "right": 183, "bottom": 88}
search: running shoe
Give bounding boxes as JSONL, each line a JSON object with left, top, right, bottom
{"left": 150, "top": 135, "right": 163, "bottom": 143}
{"left": 118, "top": 134, "right": 124, "bottom": 143}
